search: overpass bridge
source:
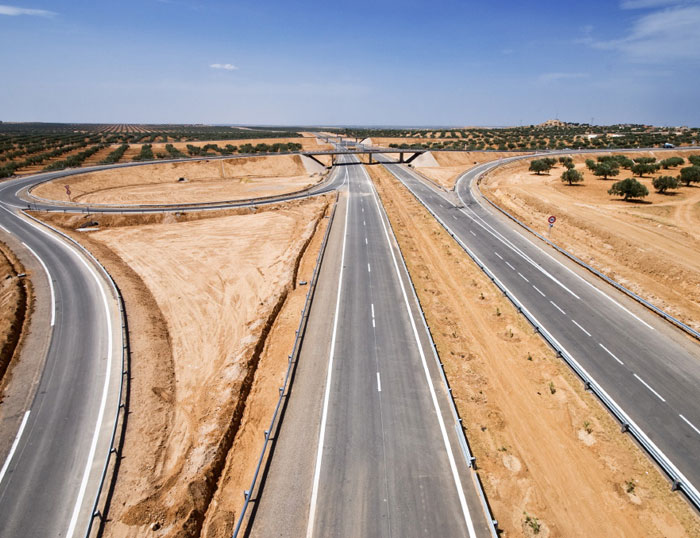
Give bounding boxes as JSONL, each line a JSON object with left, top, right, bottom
{"left": 301, "top": 147, "right": 427, "bottom": 166}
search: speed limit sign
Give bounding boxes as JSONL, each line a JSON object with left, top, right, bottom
{"left": 548, "top": 215, "right": 556, "bottom": 224}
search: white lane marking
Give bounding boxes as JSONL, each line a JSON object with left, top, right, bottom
{"left": 372, "top": 318, "right": 375, "bottom": 328}
{"left": 572, "top": 319, "right": 592, "bottom": 337}
{"left": 453, "top": 215, "right": 458, "bottom": 220}
{"left": 518, "top": 272, "right": 529, "bottom": 282}
{"left": 364, "top": 166, "right": 478, "bottom": 538}
{"left": 599, "top": 343, "right": 624, "bottom": 365}
{"left": 0, "top": 225, "right": 9, "bottom": 233}
{"left": 679, "top": 414, "right": 700, "bottom": 436}
{"left": 371, "top": 303, "right": 375, "bottom": 318}
{"left": 377, "top": 372, "right": 382, "bottom": 392}
{"left": 22, "top": 242, "right": 55, "bottom": 326}
{"left": 505, "top": 261, "right": 515, "bottom": 271}
{"left": 368, "top": 263, "right": 371, "bottom": 273}
{"left": 365, "top": 237, "right": 368, "bottom": 245}
{"left": 363, "top": 220, "right": 366, "bottom": 226}
{"left": 362, "top": 207, "right": 364, "bottom": 212}
{"left": 550, "top": 300, "right": 566, "bottom": 315}
{"left": 0, "top": 410, "right": 30, "bottom": 485}
{"left": 306, "top": 188, "right": 350, "bottom": 538}
{"left": 633, "top": 374, "right": 666, "bottom": 402}
{"left": 494, "top": 252, "right": 503, "bottom": 260}
{"left": 469, "top": 230, "right": 476, "bottom": 237}
{"left": 532, "top": 285, "right": 545, "bottom": 297}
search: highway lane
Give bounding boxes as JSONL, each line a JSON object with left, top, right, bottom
{"left": 0, "top": 200, "right": 122, "bottom": 535}
{"left": 379, "top": 156, "right": 700, "bottom": 497}
{"left": 250, "top": 154, "right": 492, "bottom": 537}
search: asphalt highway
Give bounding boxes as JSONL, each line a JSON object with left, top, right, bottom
{"left": 379, "top": 156, "right": 700, "bottom": 497}
{"left": 249, "top": 154, "right": 492, "bottom": 537}
{"left": 0, "top": 195, "right": 122, "bottom": 536}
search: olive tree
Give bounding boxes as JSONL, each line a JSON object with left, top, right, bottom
{"left": 608, "top": 178, "right": 649, "bottom": 201}
{"left": 652, "top": 175, "right": 680, "bottom": 193}
{"left": 561, "top": 168, "right": 584, "bottom": 185}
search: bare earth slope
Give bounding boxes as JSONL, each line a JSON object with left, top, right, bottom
{"left": 32, "top": 155, "right": 325, "bottom": 206}
{"left": 480, "top": 150, "right": 700, "bottom": 332}
{"left": 413, "top": 151, "right": 530, "bottom": 189}
{"left": 369, "top": 164, "right": 700, "bottom": 538}
{"left": 39, "top": 197, "right": 330, "bottom": 537}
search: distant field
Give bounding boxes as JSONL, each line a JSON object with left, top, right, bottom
{"left": 0, "top": 123, "right": 332, "bottom": 178}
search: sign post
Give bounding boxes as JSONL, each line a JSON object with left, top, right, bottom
{"left": 548, "top": 215, "right": 556, "bottom": 236}
{"left": 64, "top": 184, "right": 72, "bottom": 203}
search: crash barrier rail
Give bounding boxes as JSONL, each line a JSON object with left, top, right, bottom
{"left": 474, "top": 179, "right": 700, "bottom": 343}
{"left": 388, "top": 163, "right": 700, "bottom": 511}
{"left": 232, "top": 188, "right": 340, "bottom": 537}
{"left": 365, "top": 167, "right": 500, "bottom": 538}
{"left": 20, "top": 211, "right": 130, "bottom": 537}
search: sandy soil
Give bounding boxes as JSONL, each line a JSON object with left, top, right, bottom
{"left": 369, "top": 164, "right": 700, "bottom": 538}
{"left": 0, "top": 241, "right": 30, "bottom": 392}
{"left": 481, "top": 149, "right": 700, "bottom": 332}
{"left": 38, "top": 197, "right": 330, "bottom": 537}
{"left": 413, "top": 151, "right": 531, "bottom": 189}
{"left": 32, "top": 155, "right": 326, "bottom": 206}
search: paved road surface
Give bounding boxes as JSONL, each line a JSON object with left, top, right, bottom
{"left": 0, "top": 201, "right": 122, "bottom": 537}
{"left": 379, "top": 156, "right": 700, "bottom": 495}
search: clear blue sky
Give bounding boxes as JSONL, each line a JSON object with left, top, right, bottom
{"left": 1, "top": 0, "right": 699, "bottom": 126}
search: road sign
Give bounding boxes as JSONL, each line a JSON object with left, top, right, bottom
{"left": 64, "top": 185, "right": 71, "bottom": 196}
{"left": 548, "top": 215, "right": 556, "bottom": 224}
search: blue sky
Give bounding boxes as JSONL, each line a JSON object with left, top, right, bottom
{"left": 1, "top": 0, "right": 699, "bottom": 126}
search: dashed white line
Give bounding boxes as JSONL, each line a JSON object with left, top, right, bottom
{"left": 518, "top": 272, "right": 529, "bottom": 282}
{"left": 0, "top": 225, "right": 9, "bottom": 234}
{"left": 599, "top": 343, "right": 624, "bottom": 365}
{"left": 371, "top": 303, "right": 375, "bottom": 318}
{"left": 363, "top": 220, "right": 366, "bottom": 226}
{"left": 532, "top": 285, "right": 545, "bottom": 297}
{"left": 550, "top": 300, "right": 566, "bottom": 315}
{"left": 679, "top": 414, "right": 700, "bottom": 436}
{"left": 633, "top": 374, "right": 666, "bottom": 402}
{"left": 0, "top": 410, "right": 30, "bottom": 485}
{"left": 22, "top": 242, "right": 55, "bottom": 326}
{"left": 494, "top": 252, "right": 503, "bottom": 260}
{"left": 453, "top": 215, "right": 458, "bottom": 220}
{"left": 376, "top": 372, "right": 382, "bottom": 392}
{"left": 469, "top": 230, "right": 476, "bottom": 237}
{"left": 368, "top": 263, "right": 371, "bottom": 273}
{"left": 572, "top": 319, "right": 592, "bottom": 337}
{"left": 505, "top": 261, "right": 515, "bottom": 271}
{"left": 365, "top": 237, "right": 368, "bottom": 245}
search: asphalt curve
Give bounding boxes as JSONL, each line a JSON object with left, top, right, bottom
{"left": 379, "top": 155, "right": 700, "bottom": 498}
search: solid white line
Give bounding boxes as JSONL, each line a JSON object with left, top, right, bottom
{"left": 572, "top": 319, "right": 592, "bottom": 337}
{"left": 679, "top": 414, "right": 700, "bottom": 436}
{"left": 599, "top": 343, "right": 624, "bottom": 365}
{"left": 377, "top": 372, "right": 382, "bottom": 392}
{"left": 505, "top": 261, "right": 515, "bottom": 270}
{"left": 494, "top": 252, "right": 503, "bottom": 260}
{"left": 550, "top": 300, "right": 566, "bottom": 315}
{"left": 0, "top": 224, "right": 9, "bottom": 233}
{"left": 518, "top": 272, "right": 529, "bottom": 282}
{"left": 0, "top": 410, "right": 30, "bottom": 485}
{"left": 532, "top": 285, "right": 545, "bottom": 297}
{"left": 364, "top": 166, "right": 477, "bottom": 538}
{"left": 469, "top": 230, "right": 476, "bottom": 236}
{"left": 368, "top": 263, "right": 371, "bottom": 273}
{"left": 633, "top": 374, "right": 666, "bottom": 402}
{"left": 306, "top": 187, "right": 350, "bottom": 538}
{"left": 22, "top": 242, "right": 55, "bottom": 326}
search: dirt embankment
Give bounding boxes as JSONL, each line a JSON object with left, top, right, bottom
{"left": 480, "top": 150, "right": 700, "bottom": 332}
{"left": 0, "top": 240, "right": 31, "bottom": 395}
{"left": 32, "top": 155, "right": 327, "bottom": 206}
{"left": 368, "top": 164, "right": 700, "bottom": 538}
{"left": 413, "top": 151, "right": 531, "bottom": 189}
{"left": 37, "top": 196, "right": 331, "bottom": 537}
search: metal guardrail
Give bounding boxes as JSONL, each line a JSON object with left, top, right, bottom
{"left": 474, "top": 179, "right": 700, "bottom": 342}
{"left": 232, "top": 189, "right": 340, "bottom": 537}
{"left": 366, "top": 168, "right": 499, "bottom": 538}
{"left": 387, "top": 163, "right": 700, "bottom": 511}
{"left": 19, "top": 211, "right": 130, "bottom": 537}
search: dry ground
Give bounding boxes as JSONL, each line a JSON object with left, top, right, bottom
{"left": 0, "top": 241, "right": 30, "bottom": 393}
{"left": 32, "top": 155, "right": 326, "bottom": 206}
{"left": 412, "top": 150, "right": 531, "bottom": 189}
{"left": 38, "top": 196, "right": 331, "bottom": 537}
{"left": 481, "top": 150, "right": 700, "bottom": 332}
{"left": 368, "top": 163, "right": 700, "bottom": 538}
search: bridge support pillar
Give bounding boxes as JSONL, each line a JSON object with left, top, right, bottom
{"left": 368, "top": 153, "right": 373, "bottom": 164}
{"left": 399, "top": 152, "right": 404, "bottom": 163}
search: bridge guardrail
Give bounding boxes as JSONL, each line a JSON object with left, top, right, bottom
{"left": 387, "top": 162, "right": 700, "bottom": 512}
{"left": 232, "top": 188, "right": 340, "bottom": 537}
